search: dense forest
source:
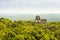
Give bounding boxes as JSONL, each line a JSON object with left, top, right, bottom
{"left": 0, "top": 18, "right": 60, "bottom": 40}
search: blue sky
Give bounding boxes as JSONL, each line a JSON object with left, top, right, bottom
{"left": 0, "top": 0, "right": 60, "bottom": 15}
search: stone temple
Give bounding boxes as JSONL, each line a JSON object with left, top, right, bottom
{"left": 35, "top": 15, "right": 47, "bottom": 24}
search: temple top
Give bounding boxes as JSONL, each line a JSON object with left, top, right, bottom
{"left": 35, "top": 15, "right": 40, "bottom": 20}
{"left": 35, "top": 15, "right": 47, "bottom": 24}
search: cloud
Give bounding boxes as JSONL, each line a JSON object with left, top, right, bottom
{"left": 0, "top": 0, "right": 60, "bottom": 13}
{"left": 0, "top": 0, "right": 60, "bottom": 8}
{"left": 0, "top": 8, "right": 60, "bottom": 14}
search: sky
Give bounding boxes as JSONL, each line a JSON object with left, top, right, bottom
{"left": 0, "top": 0, "right": 60, "bottom": 15}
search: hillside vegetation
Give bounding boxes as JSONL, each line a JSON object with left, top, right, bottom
{"left": 0, "top": 18, "right": 60, "bottom": 40}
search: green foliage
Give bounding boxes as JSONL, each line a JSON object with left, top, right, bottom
{"left": 0, "top": 18, "right": 60, "bottom": 40}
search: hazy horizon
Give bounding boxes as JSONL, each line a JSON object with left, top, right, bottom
{"left": 0, "top": 13, "right": 60, "bottom": 22}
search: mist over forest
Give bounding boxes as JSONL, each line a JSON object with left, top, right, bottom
{"left": 0, "top": 14, "right": 60, "bottom": 22}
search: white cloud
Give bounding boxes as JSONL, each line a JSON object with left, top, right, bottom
{"left": 0, "top": 8, "right": 60, "bottom": 14}
{"left": 0, "top": 0, "right": 60, "bottom": 14}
